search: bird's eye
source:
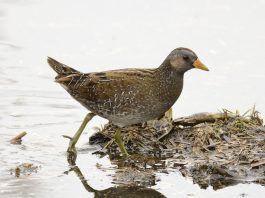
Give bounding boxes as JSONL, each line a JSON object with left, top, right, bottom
{"left": 183, "top": 55, "right": 189, "bottom": 61}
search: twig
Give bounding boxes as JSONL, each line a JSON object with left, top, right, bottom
{"left": 10, "top": 131, "right": 27, "bottom": 144}
{"left": 173, "top": 112, "right": 236, "bottom": 126}
{"left": 206, "top": 142, "right": 220, "bottom": 149}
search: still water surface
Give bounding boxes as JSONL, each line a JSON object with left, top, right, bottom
{"left": 1, "top": 0, "right": 265, "bottom": 197}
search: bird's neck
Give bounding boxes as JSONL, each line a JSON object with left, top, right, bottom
{"left": 156, "top": 63, "right": 185, "bottom": 84}
{"left": 155, "top": 63, "right": 184, "bottom": 104}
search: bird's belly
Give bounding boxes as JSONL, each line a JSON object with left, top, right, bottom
{"left": 97, "top": 101, "right": 172, "bottom": 127}
{"left": 106, "top": 114, "right": 146, "bottom": 127}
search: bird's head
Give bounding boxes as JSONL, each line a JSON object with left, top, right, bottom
{"left": 163, "top": 47, "right": 209, "bottom": 73}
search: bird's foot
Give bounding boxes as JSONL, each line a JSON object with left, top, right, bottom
{"left": 114, "top": 129, "right": 130, "bottom": 158}
{"left": 63, "top": 135, "right": 77, "bottom": 165}
{"left": 62, "top": 112, "right": 96, "bottom": 165}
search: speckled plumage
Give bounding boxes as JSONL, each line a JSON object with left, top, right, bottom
{"left": 48, "top": 48, "right": 207, "bottom": 127}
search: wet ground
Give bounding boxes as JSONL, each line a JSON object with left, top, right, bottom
{"left": 1, "top": 0, "right": 265, "bottom": 197}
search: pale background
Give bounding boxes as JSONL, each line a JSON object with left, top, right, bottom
{"left": 1, "top": 0, "right": 265, "bottom": 197}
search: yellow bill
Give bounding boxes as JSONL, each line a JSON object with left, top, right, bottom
{"left": 193, "top": 59, "right": 209, "bottom": 71}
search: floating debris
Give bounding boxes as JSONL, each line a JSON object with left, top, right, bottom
{"left": 10, "top": 131, "right": 27, "bottom": 144}
{"left": 10, "top": 163, "right": 40, "bottom": 178}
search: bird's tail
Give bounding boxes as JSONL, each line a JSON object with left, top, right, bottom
{"left": 47, "top": 57, "right": 80, "bottom": 76}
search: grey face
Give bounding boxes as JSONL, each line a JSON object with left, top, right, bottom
{"left": 167, "top": 47, "right": 198, "bottom": 73}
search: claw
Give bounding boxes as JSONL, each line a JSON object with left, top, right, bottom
{"left": 67, "top": 146, "right": 77, "bottom": 165}
{"left": 62, "top": 135, "right": 73, "bottom": 140}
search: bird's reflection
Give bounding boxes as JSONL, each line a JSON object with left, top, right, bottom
{"left": 65, "top": 163, "right": 166, "bottom": 198}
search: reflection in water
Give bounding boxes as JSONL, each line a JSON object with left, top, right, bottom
{"left": 65, "top": 165, "right": 165, "bottom": 198}
{"left": 66, "top": 147, "right": 165, "bottom": 197}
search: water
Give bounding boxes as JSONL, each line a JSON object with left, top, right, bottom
{"left": 1, "top": 0, "right": 265, "bottom": 197}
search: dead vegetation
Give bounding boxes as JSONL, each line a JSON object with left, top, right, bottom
{"left": 9, "top": 163, "right": 40, "bottom": 178}
{"left": 89, "top": 107, "right": 265, "bottom": 189}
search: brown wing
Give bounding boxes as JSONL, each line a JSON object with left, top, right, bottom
{"left": 56, "top": 68, "right": 157, "bottom": 111}
{"left": 56, "top": 71, "right": 143, "bottom": 103}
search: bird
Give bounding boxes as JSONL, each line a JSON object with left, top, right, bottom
{"left": 47, "top": 47, "right": 209, "bottom": 160}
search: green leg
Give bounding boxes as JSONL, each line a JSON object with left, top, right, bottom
{"left": 114, "top": 128, "right": 129, "bottom": 157}
{"left": 63, "top": 112, "right": 95, "bottom": 164}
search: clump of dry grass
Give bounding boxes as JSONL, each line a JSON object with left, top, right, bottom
{"left": 89, "top": 107, "right": 265, "bottom": 189}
